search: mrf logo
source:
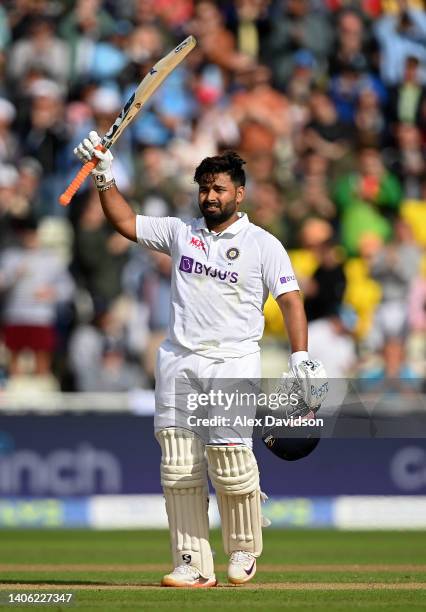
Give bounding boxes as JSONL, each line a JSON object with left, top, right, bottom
{"left": 189, "top": 237, "right": 206, "bottom": 251}
{"left": 179, "top": 256, "right": 238, "bottom": 283}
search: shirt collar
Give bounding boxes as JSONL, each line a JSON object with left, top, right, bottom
{"left": 194, "top": 212, "right": 249, "bottom": 236}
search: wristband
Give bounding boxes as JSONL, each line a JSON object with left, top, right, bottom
{"left": 290, "top": 351, "right": 309, "bottom": 368}
{"left": 96, "top": 179, "right": 116, "bottom": 192}
{"left": 93, "top": 168, "right": 114, "bottom": 187}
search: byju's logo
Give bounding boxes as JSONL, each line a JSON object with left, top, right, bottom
{"left": 179, "top": 256, "right": 194, "bottom": 273}
{"left": 280, "top": 275, "right": 296, "bottom": 284}
{"left": 178, "top": 256, "right": 238, "bottom": 283}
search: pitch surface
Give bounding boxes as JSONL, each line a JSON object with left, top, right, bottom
{"left": 1, "top": 530, "right": 425, "bottom": 610}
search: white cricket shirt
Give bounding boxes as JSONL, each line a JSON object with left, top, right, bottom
{"left": 136, "top": 212, "right": 299, "bottom": 359}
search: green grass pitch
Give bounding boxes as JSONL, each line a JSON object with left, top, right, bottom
{"left": 1, "top": 529, "right": 426, "bottom": 610}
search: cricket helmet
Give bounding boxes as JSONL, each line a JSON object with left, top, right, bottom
{"left": 262, "top": 428, "right": 320, "bottom": 461}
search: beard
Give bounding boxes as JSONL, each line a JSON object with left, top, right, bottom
{"left": 200, "top": 199, "right": 238, "bottom": 225}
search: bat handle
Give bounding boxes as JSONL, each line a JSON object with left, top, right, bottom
{"left": 59, "top": 144, "right": 104, "bottom": 206}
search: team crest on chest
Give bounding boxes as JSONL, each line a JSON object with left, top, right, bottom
{"left": 226, "top": 247, "right": 240, "bottom": 261}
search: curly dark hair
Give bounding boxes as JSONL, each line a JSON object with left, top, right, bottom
{"left": 193, "top": 151, "right": 246, "bottom": 187}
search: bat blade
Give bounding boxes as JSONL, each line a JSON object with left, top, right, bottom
{"left": 59, "top": 35, "right": 197, "bottom": 206}
{"left": 101, "top": 35, "right": 197, "bottom": 149}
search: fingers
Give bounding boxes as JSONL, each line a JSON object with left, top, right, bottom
{"left": 74, "top": 140, "right": 94, "bottom": 162}
{"left": 94, "top": 148, "right": 113, "bottom": 163}
{"left": 73, "top": 131, "right": 102, "bottom": 162}
{"left": 94, "top": 148, "right": 106, "bottom": 160}
{"left": 73, "top": 130, "right": 113, "bottom": 182}
{"left": 89, "top": 130, "right": 101, "bottom": 146}
{"left": 84, "top": 137, "right": 95, "bottom": 155}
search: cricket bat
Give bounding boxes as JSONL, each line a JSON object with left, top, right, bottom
{"left": 59, "top": 35, "right": 197, "bottom": 206}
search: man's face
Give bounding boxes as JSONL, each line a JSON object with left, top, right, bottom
{"left": 198, "top": 172, "right": 244, "bottom": 225}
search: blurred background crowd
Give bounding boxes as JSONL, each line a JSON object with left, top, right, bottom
{"left": 0, "top": 0, "right": 424, "bottom": 394}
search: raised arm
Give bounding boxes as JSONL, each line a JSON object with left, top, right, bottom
{"left": 74, "top": 131, "right": 137, "bottom": 242}
{"left": 98, "top": 185, "right": 137, "bottom": 242}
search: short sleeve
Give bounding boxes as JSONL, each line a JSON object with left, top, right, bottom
{"left": 259, "top": 232, "right": 299, "bottom": 298}
{"left": 136, "top": 215, "right": 183, "bottom": 254}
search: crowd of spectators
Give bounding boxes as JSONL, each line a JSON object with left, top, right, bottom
{"left": 0, "top": 0, "right": 424, "bottom": 392}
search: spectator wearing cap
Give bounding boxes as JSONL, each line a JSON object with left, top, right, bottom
{"left": 0, "top": 215, "right": 75, "bottom": 378}
{"left": 292, "top": 48, "right": 317, "bottom": 79}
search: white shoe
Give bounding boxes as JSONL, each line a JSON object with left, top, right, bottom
{"left": 228, "top": 551, "right": 257, "bottom": 585}
{"left": 161, "top": 564, "right": 217, "bottom": 588}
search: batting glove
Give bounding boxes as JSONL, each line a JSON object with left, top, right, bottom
{"left": 74, "top": 131, "right": 114, "bottom": 187}
{"left": 290, "top": 358, "right": 328, "bottom": 411}
{"left": 275, "top": 372, "right": 313, "bottom": 419}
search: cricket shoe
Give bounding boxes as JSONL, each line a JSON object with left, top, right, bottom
{"left": 228, "top": 551, "right": 257, "bottom": 585}
{"left": 161, "top": 564, "right": 217, "bottom": 588}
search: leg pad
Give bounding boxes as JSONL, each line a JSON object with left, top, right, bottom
{"left": 206, "top": 445, "right": 263, "bottom": 556}
{"left": 156, "top": 427, "right": 214, "bottom": 577}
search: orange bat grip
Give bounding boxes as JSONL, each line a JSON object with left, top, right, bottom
{"left": 59, "top": 144, "right": 105, "bottom": 206}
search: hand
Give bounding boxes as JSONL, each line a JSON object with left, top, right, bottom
{"left": 290, "top": 359, "right": 328, "bottom": 410}
{"left": 74, "top": 131, "right": 114, "bottom": 186}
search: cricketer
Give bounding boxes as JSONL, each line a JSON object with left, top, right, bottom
{"left": 74, "top": 131, "right": 327, "bottom": 587}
